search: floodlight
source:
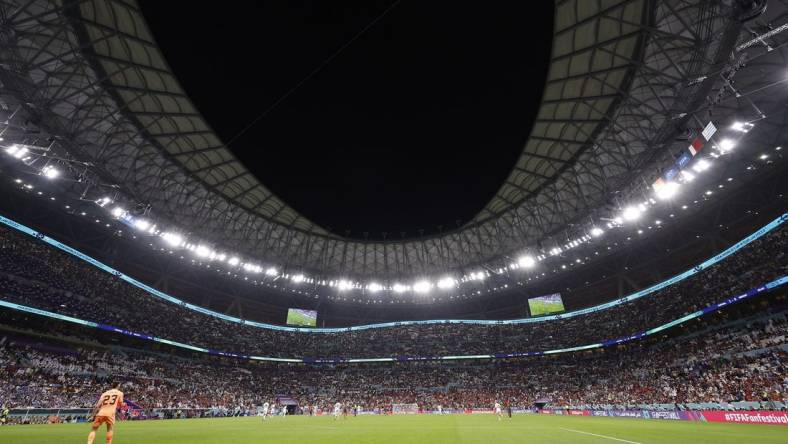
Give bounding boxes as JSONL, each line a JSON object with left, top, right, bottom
{"left": 413, "top": 280, "right": 432, "bottom": 294}
{"left": 691, "top": 159, "right": 710, "bottom": 172}
{"left": 392, "top": 283, "right": 409, "bottom": 293}
{"left": 111, "top": 207, "right": 125, "bottom": 218}
{"left": 467, "top": 271, "right": 486, "bottom": 281}
{"left": 265, "top": 267, "right": 278, "bottom": 276}
{"left": 367, "top": 282, "right": 383, "bottom": 293}
{"left": 518, "top": 255, "right": 536, "bottom": 268}
{"left": 291, "top": 274, "right": 305, "bottom": 283}
{"left": 5, "top": 144, "right": 28, "bottom": 159}
{"left": 717, "top": 139, "right": 735, "bottom": 152}
{"left": 96, "top": 197, "right": 112, "bottom": 207}
{"left": 759, "top": 154, "right": 768, "bottom": 160}
{"left": 730, "top": 121, "right": 753, "bottom": 133}
{"left": 337, "top": 279, "right": 353, "bottom": 291}
{"left": 680, "top": 171, "right": 695, "bottom": 182}
{"left": 41, "top": 165, "right": 59, "bottom": 179}
{"left": 161, "top": 232, "right": 183, "bottom": 247}
{"left": 437, "top": 277, "right": 457, "bottom": 289}
{"left": 655, "top": 181, "right": 680, "bottom": 200}
{"left": 622, "top": 206, "right": 641, "bottom": 221}
{"left": 244, "top": 263, "right": 262, "bottom": 273}
{"left": 228, "top": 257, "right": 240, "bottom": 266}
{"left": 590, "top": 227, "right": 604, "bottom": 237}
{"left": 195, "top": 245, "right": 211, "bottom": 257}
{"left": 133, "top": 218, "right": 150, "bottom": 231}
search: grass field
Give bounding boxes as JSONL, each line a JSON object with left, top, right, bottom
{"left": 2, "top": 414, "right": 787, "bottom": 444}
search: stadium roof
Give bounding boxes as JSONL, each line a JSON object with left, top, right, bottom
{"left": 0, "top": 0, "right": 760, "bottom": 280}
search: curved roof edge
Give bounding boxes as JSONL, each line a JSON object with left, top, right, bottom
{"left": 0, "top": 0, "right": 745, "bottom": 278}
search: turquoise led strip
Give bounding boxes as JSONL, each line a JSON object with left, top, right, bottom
{"left": 0, "top": 212, "right": 784, "bottom": 333}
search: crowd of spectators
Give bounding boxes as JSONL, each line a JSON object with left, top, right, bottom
{"left": 0, "top": 224, "right": 784, "bottom": 359}
{"left": 0, "top": 311, "right": 785, "bottom": 415}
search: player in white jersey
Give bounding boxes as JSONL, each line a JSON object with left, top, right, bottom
{"left": 494, "top": 401, "right": 502, "bottom": 421}
{"left": 437, "top": 405, "right": 443, "bottom": 415}
{"left": 262, "top": 402, "right": 270, "bottom": 421}
{"left": 333, "top": 402, "right": 342, "bottom": 420}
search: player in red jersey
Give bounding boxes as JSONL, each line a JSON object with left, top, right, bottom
{"left": 86, "top": 382, "right": 124, "bottom": 444}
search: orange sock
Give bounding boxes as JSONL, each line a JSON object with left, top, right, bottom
{"left": 105, "top": 431, "right": 114, "bottom": 444}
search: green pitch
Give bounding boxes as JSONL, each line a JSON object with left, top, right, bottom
{"left": 2, "top": 414, "right": 786, "bottom": 444}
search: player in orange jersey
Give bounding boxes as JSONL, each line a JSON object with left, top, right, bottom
{"left": 86, "top": 382, "right": 124, "bottom": 444}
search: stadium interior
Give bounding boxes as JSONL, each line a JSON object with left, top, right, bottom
{"left": 0, "top": 0, "right": 786, "bottom": 443}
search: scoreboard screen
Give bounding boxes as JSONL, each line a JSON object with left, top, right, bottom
{"left": 286, "top": 308, "right": 318, "bottom": 327}
{"left": 528, "top": 293, "right": 565, "bottom": 316}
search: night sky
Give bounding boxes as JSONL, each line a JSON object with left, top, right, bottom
{"left": 138, "top": 1, "right": 553, "bottom": 239}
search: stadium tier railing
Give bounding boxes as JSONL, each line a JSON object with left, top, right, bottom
{"left": 0, "top": 274, "right": 785, "bottom": 363}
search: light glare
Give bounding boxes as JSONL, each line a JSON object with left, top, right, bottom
{"left": 195, "top": 245, "right": 212, "bottom": 257}
{"left": 392, "top": 283, "right": 409, "bottom": 293}
{"left": 718, "top": 138, "right": 735, "bottom": 152}
{"left": 437, "top": 277, "right": 457, "bottom": 289}
{"left": 413, "top": 280, "right": 432, "bottom": 294}
{"left": 730, "top": 121, "right": 753, "bottom": 133}
{"left": 42, "top": 166, "right": 59, "bottom": 179}
{"left": 6, "top": 144, "right": 28, "bottom": 159}
{"left": 367, "top": 282, "right": 384, "bottom": 293}
{"left": 622, "top": 206, "right": 641, "bottom": 221}
{"left": 692, "top": 159, "right": 710, "bottom": 172}
{"left": 518, "top": 255, "right": 536, "bottom": 268}
{"left": 655, "top": 181, "right": 680, "bottom": 200}
{"left": 161, "top": 232, "right": 183, "bottom": 247}
{"left": 133, "top": 219, "right": 150, "bottom": 231}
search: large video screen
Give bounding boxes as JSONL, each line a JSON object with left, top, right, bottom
{"left": 528, "top": 293, "right": 565, "bottom": 316}
{"left": 286, "top": 308, "right": 318, "bottom": 327}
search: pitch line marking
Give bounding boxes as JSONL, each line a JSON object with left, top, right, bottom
{"left": 560, "top": 427, "right": 643, "bottom": 444}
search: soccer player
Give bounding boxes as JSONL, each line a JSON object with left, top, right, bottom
{"left": 494, "top": 401, "right": 502, "bottom": 421}
{"left": 262, "top": 401, "right": 269, "bottom": 421}
{"left": 333, "top": 402, "right": 341, "bottom": 420}
{"left": 437, "top": 404, "right": 442, "bottom": 415}
{"left": 86, "top": 382, "right": 124, "bottom": 444}
{"left": 505, "top": 399, "right": 512, "bottom": 419}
